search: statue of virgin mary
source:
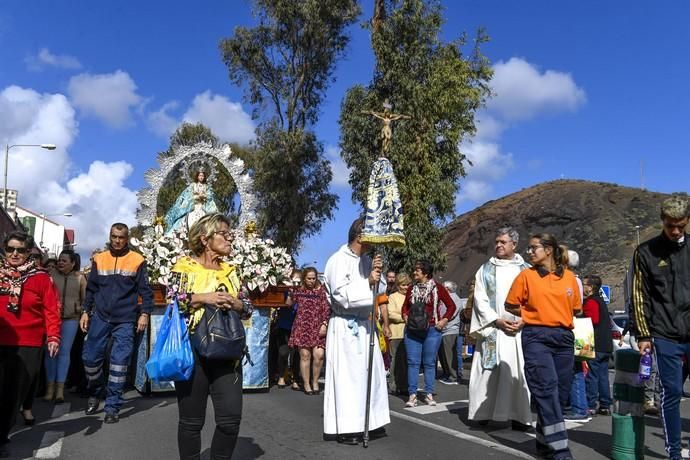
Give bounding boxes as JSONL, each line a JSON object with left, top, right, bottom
{"left": 164, "top": 169, "right": 219, "bottom": 234}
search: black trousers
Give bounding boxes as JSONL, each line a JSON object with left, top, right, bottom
{"left": 175, "top": 352, "right": 243, "bottom": 460}
{"left": 275, "top": 329, "right": 300, "bottom": 383}
{"left": 0, "top": 346, "right": 43, "bottom": 441}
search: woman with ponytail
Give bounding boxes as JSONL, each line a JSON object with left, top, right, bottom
{"left": 505, "top": 233, "right": 582, "bottom": 460}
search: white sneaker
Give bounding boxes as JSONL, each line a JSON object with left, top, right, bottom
{"left": 425, "top": 394, "right": 437, "bottom": 406}
{"left": 405, "top": 395, "right": 418, "bottom": 408}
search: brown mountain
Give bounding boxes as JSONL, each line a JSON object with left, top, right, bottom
{"left": 441, "top": 179, "right": 683, "bottom": 310}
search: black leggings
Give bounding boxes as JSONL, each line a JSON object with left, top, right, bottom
{"left": 0, "top": 346, "right": 43, "bottom": 441}
{"left": 175, "top": 352, "right": 243, "bottom": 460}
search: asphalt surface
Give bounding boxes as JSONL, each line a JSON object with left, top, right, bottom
{"left": 6, "top": 369, "right": 690, "bottom": 459}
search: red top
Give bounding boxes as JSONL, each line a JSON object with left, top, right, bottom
{"left": 0, "top": 272, "right": 61, "bottom": 347}
{"left": 582, "top": 298, "right": 600, "bottom": 325}
{"left": 401, "top": 280, "right": 456, "bottom": 327}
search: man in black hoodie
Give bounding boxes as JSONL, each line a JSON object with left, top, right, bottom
{"left": 631, "top": 196, "right": 690, "bottom": 460}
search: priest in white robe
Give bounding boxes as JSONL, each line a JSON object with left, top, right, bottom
{"left": 468, "top": 226, "right": 533, "bottom": 429}
{"left": 323, "top": 217, "right": 390, "bottom": 445}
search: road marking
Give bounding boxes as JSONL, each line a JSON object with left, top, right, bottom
{"left": 481, "top": 420, "right": 592, "bottom": 443}
{"left": 33, "top": 431, "right": 63, "bottom": 459}
{"left": 390, "top": 410, "right": 535, "bottom": 459}
{"left": 51, "top": 402, "right": 71, "bottom": 419}
{"left": 404, "top": 399, "right": 468, "bottom": 415}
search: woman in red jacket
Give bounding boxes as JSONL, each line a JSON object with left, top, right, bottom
{"left": 402, "top": 259, "right": 456, "bottom": 407}
{"left": 0, "top": 231, "right": 61, "bottom": 458}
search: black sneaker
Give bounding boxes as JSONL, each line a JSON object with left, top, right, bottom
{"left": 336, "top": 433, "right": 362, "bottom": 445}
{"left": 511, "top": 420, "right": 532, "bottom": 431}
{"left": 103, "top": 412, "right": 119, "bottom": 424}
{"left": 85, "top": 397, "right": 99, "bottom": 415}
{"left": 596, "top": 408, "right": 611, "bottom": 416}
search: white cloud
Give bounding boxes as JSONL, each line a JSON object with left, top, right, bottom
{"left": 456, "top": 57, "right": 585, "bottom": 208}
{"left": 457, "top": 140, "right": 514, "bottom": 203}
{"left": 147, "top": 101, "right": 180, "bottom": 138}
{"left": 0, "top": 85, "right": 76, "bottom": 179}
{"left": 68, "top": 70, "right": 142, "bottom": 128}
{"left": 26, "top": 48, "right": 82, "bottom": 71}
{"left": 488, "top": 57, "right": 586, "bottom": 121}
{"left": 325, "top": 145, "right": 351, "bottom": 188}
{"left": 35, "top": 161, "right": 139, "bottom": 252}
{"left": 182, "top": 91, "right": 255, "bottom": 144}
{"left": 147, "top": 91, "right": 255, "bottom": 145}
{"left": 2, "top": 84, "right": 139, "bottom": 258}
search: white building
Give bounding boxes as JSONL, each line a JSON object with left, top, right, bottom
{"left": 15, "top": 206, "right": 72, "bottom": 257}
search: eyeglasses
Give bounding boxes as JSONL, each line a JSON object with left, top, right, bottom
{"left": 525, "top": 245, "right": 543, "bottom": 253}
{"left": 5, "top": 246, "right": 28, "bottom": 255}
{"left": 214, "top": 230, "right": 234, "bottom": 240}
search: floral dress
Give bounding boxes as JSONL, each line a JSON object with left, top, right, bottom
{"left": 288, "top": 286, "right": 330, "bottom": 348}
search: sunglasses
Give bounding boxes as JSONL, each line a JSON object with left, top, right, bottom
{"left": 5, "top": 246, "right": 29, "bottom": 255}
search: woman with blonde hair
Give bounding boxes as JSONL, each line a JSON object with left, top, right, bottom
{"left": 386, "top": 272, "right": 411, "bottom": 395}
{"left": 169, "top": 213, "right": 252, "bottom": 459}
{"left": 505, "top": 233, "right": 582, "bottom": 460}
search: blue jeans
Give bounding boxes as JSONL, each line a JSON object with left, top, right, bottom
{"left": 522, "top": 326, "right": 574, "bottom": 460}
{"left": 653, "top": 337, "right": 690, "bottom": 459}
{"left": 456, "top": 334, "right": 464, "bottom": 378}
{"left": 44, "top": 319, "right": 79, "bottom": 383}
{"left": 569, "top": 362, "right": 588, "bottom": 415}
{"left": 585, "top": 351, "right": 611, "bottom": 410}
{"left": 82, "top": 314, "right": 135, "bottom": 413}
{"left": 405, "top": 327, "right": 443, "bottom": 395}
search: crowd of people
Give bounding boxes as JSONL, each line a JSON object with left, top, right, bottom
{"left": 1, "top": 196, "right": 690, "bottom": 459}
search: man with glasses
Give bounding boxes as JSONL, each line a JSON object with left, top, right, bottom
{"left": 631, "top": 196, "right": 690, "bottom": 460}
{"left": 468, "top": 227, "right": 532, "bottom": 430}
{"left": 80, "top": 223, "right": 153, "bottom": 424}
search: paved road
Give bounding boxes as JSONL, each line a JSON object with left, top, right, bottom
{"left": 7, "top": 371, "right": 690, "bottom": 459}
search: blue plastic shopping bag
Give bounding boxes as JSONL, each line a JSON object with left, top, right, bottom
{"left": 145, "top": 299, "right": 194, "bottom": 382}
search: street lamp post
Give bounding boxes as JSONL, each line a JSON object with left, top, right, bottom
{"left": 3, "top": 143, "right": 57, "bottom": 209}
{"left": 634, "top": 225, "right": 641, "bottom": 247}
{"left": 39, "top": 212, "right": 73, "bottom": 251}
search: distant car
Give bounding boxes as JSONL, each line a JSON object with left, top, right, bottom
{"left": 610, "top": 314, "right": 632, "bottom": 367}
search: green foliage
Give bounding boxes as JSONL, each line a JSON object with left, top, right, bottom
{"left": 339, "top": 0, "right": 492, "bottom": 273}
{"left": 219, "top": 0, "right": 359, "bottom": 252}
{"left": 248, "top": 124, "right": 337, "bottom": 253}
{"left": 220, "top": 0, "right": 360, "bottom": 131}
{"left": 155, "top": 122, "right": 245, "bottom": 228}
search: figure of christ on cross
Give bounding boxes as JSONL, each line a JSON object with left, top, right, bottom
{"left": 362, "top": 102, "right": 411, "bottom": 154}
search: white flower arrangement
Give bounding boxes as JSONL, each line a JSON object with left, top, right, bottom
{"left": 130, "top": 225, "right": 188, "bottom": 286}
{"left": 130, "top": 221, "right": 292, "bottom": 293}
{"left": 229, "top": 235, "right": 293, "bottom": 292}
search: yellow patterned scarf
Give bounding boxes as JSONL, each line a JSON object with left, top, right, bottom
{"left": 170, "top": 256, "right": 241, "bottom": 331}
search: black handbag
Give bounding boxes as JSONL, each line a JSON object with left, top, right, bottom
{"left": 190, "top": 304, "right": 247, "bottom": 361}
{"left": 406, "top": 300, "right": 430, "bottom": 336}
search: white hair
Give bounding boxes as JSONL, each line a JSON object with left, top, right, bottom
{"left": 567, "top": 250, "right": 579, "bottom": 269}
{"left": 443, "top": 280, "right": 457, "bottom": 293}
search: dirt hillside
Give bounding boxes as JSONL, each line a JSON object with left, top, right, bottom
{"left": 442, "top": 179, "right": 682, "bottom": 310}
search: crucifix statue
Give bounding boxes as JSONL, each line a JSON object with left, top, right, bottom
{"left": 362, "top": 100, "right": 410, "bottom": 155}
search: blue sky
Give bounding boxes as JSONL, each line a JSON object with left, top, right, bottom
{"left": 1, "top": 1, "right": 689, "bottom": 268}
